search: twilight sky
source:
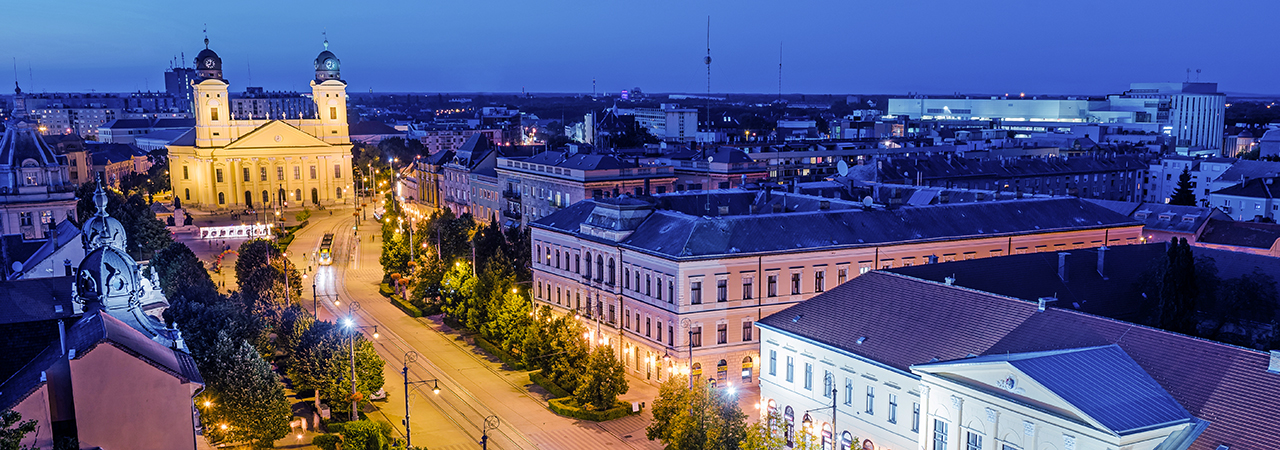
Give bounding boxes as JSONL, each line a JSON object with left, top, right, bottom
{"left": 3, "top": 0, "right": 1275, "bottom": 96}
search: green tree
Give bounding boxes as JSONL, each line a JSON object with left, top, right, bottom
{"left": 1213, "top": 268, "right": 1280, "bottom": 341}
{"left": 1158, "top": 238, "right": 1199, "bottom": 334}
{"left": 150, "top": 242, "right": 217, "bottom": 300}
{"left": 287, "top": 321, "right": 386, "bottom": 417}
{"left": 196, "top": 332, "right": 292, "bottom": 449}
{"left": 572, "top": 345, "right": 628, "bottom": 411}
{"left": 338, "top": 420, "right": 392, "bottom": 450}
{"left": 236, "top": 239, "right": 303, "bottom": 312}
{"left": 646, "top": 377, "right": 748, "bottom": 450}
{"left": 1169, "top": 167, "right": 1196, "bottom": 206}
{"left": 0, "top": 409, "right": 37, "bottom": 450}
{"left": 276, "top": 304, "right": 315, "bottom": 357}
{"left": 493, "top": 285, "right": 531, "bottom": 351}
{"left": 440, "top": 261, "right": 476, "bottom": 322}
{"left": 741, "top": 412, "right": 790, "bottom": 450}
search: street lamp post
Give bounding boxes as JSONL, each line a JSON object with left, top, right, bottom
{"left": 312, "top": 277, "right": 318, "bottom": 316}
{"left": 805, "top": 388, "right": 839, "bottom": 448}
{"left": 400, "top": 351, "right": 439, "bottom": 448}
{"left": 341, "top": 302, "right": 378, "bottom": 421}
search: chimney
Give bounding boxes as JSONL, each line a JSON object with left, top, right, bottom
{"left": 944, "top": 275, "right": 955, "bottom": 286}
{"left": 63, "top": 259, "right": 72, "bottom": 277}
{"left": 1097, "top": 246, "right": 1108, "bottom": 280}
{"left": 926, "top": 254, "right": 938, "bottom": 264}
{"left": 1038, "top": 297, "right": 1058, "bottom": 312}
{"left": 1058, "top": 252, "right": 1071, "bottom": 282}
{"left": 644, "top": 178, "right": 651, "bottom": 196}
{"left": 819, "top": 200, "right": 830, "bottom": 210}
{"left": 772, "top": 203, "right": 783, "bottom": 213}
{"left": 58, "top": 320, "right": 66, "bottom": 356}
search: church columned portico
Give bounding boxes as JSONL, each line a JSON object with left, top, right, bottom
{"left": 169, "top": 38, "right": 354, "bottom": 212}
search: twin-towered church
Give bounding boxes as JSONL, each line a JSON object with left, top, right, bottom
{"left": 168, "top": 38, "right": 355, "bottom": 212}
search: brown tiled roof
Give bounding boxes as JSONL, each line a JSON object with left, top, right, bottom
{"left": 758, "top": 271, "right": 1280, "bottom": 450}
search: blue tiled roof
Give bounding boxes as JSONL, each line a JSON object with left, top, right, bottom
{"left": 926, "top": 345, "right": 1193, "bottom": 434}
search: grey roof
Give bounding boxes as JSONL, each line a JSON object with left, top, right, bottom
{"left": 350, "top": 121, "right": 402, "bottom": 136}
{"left": 88, "top": 142, "right": 143, "bottom": 165}
{"left": 11, "top": 220, "right": 81, "bottom": 280}
{"left": 1083, "top": 199, "right": 1141, "bottom": 216}
{"left": 535, "top": 194, "right": 1140, "bottom": 259}
{"left": 0, "top": 124, "right": 60, "bottom": 167}
{"left": 170, "top": 128, "right": 196, "bottom": 147}
{"left": 755, "top": 271, "right": 1280, "bottom": 450}
{"left": 915, "top": 345, "right": 1194, "bottom": 435}
{"left": 100, "top": 118, "right": 154, "bottom": 130}
{"left": 0, "top": 276, "right": 76, "bottom": 325}
{"left": 1128, "top": 203, "right": 1222, "bottom": 234}
{"left": 521, "top": 151, "right": 638, "bottom": 171}
{"left": 1196, "top": 218, "right": 1280, "bottom": 249}
{"left": 135, "top": 128, "right": 189, "bottom": 143}
{"left": 0, "top": 312, "right": 203, "bottom": 411}
{"left": 1212, "top": 175, "right": 1280, "bottom": 199}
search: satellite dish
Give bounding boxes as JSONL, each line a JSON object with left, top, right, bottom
{"left": 707, "top": 156, "right": 714, "bottom": 162}
{"left": 11, "top": 261, "right": 22, "bottom": 273}
{"left": 862, "top": 196, "right": 874, "bottom": 207}
{"left": 837, "top": 160, "right": 849, "bottom": 177}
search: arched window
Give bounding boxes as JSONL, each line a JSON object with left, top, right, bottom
{"left": 262, "top": 190, "right": 269, "bottom": 205}
{"left": 691, "top": 362, "right": 702, "bottom": 383}
{"left": 184, "top": 188, "right": 190, "bottom": 200}
{"left": 244, "top": 191, "right": 253, "bottom": 207}
{"left": 717, "top": 359, "right": 728, "bottom": 384}
{"left": 217, "top": 192, "right": 225, "bottom": 204}
{"left": 840, "top": 431, "right": 854, "bottom": 450}
{"left": 336, "top": 187, "right": 342, "bottom": 198}
{"left": 596, "top": 256, "right": 604, "bottom": 281}
{"left": 784, "top": 406, "right": 795, "bottom": 447}
{"left": 585, "top": 252, "right": 592, "bottom": 278}
{"left": 295, "top": 189, "right": 302, "bottom": 201}
{"left": 742, "top": 356, "right": 753, "bottom": 383}
{"left": 607, "top": 258, "right": 616, "bottom": 285}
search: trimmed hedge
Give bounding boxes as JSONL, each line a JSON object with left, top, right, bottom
{"left": 474, "top": 336, "right": 524, "bottom": 370}
{"left": 378, "top": 283, "right": 395, "bottom": 297}
{"left": 529, "top": 371, "right": 571, "bottom": 398}
{"left": 548, "top": 397, "right": 637, "bottom": 422}
{"left": 389, "top": 294, "right": 422, "bottom": 317}
{"left": 312, "top": 434, "right": 341, "bottom": 450}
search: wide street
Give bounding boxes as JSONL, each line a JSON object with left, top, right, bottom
{"left": 282, "top": 209, "right": 670, "bottom": 450}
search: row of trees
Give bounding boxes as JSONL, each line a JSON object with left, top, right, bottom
{"left": 375, "top": 196, "right": 627, "bottom": 411}
{"left": 1141, "top": 237, "right": 1280, "bottom": 349}
{"left": 154, "top": 238, "right": 385, "bottom": 448}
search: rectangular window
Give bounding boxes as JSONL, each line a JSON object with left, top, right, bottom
{"left": 330, "top": 106, "right": 337, "bottom": 120}
{"left": 803, "top": 363, "right": 813, "bottom": 390}
{"left": 717, "top": 279, "right": 727, "bottom": 302}
{"left": 277, "top": 167, "right": 284, "bottom": 180}
{"left": 866, "top": 386, "right": 875, "bottom": 414}
{"left": 690, "top": 327, "right": 702, "bottom": 347}
{"left": 669, "top": 281, "right": 674, "bottom": 304}
{"left": 690, "top": 281, "right": 702, "bottom": 305}
{"left": 743, "top": 277, "right": 753, "bottom": 300}
{"left": 815, "top": 271, "right": 825, "bottom": 292}
{"left": 19, "top": 212, "right": 33, "bottom": 226}
{"left": 966, "top": 432, "right": 981, "bottom": 450}
{"left": 769, "top": 350, "right": 777, "bottom": 376}
{"left": 888, "top": 394, "right": 898, "bottom": 424}
{"left": 767, "top": 275, "right": 778, "bottom": 297}
{"left": 785, "top": 356, "right": 794, "bottom": 382}
{"left": 183, "top": 166, "right": 189, "bottom": 180}
{"left": 791, "top": 273, "right": 801, "bottom": 295}
{"left": 845, "top": 379, "right": 853, "bottom": 405}
{"left": 838, "top": 268, "right": 847, "bottom": 285}
{"left": 646, "top": 317, "right": 651, "bottom": 337}
{"left": 657, "top": 321, "right": 663, "bottom": 342}
{"left": 260, "top": 167, "right": 267, "bottom": 181}
{"left": 210, "top": 108, "right": 219, "bottom": 121}
{"left": 912, "top": 403, "right": 920, "bottom": 432}
{"left": 742, "top": 321, "right": 753, "bottom": 341}
{"left": 215, "top": 169, "right": 223, "bottom": 183}
{"left": 668, "top": 324, "right": 673, "bottom": 346}
{"left": 656, "top": 276, "right": 663, "bottom": 301}
{"left": 334, "top": 164, "right": 342, "bottom": 178}
{"left": 293, "top": 166, "right": 301, "bottom": 180}
{"left": 243, "top": 167, "right": 250, "bottom": 182}
{"left": 717, "top": 324, "right": 727, "bottom": 344}
{"left": 933, "top": 420, "right": 948, "bottom": 450}
{"left": 310, "top": 166, "right": 317, "bottom": 179}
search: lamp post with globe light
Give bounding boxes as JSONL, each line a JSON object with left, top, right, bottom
{"left": 400, "top": 351, "right": 440, "bottom": 448}
{"left": 341, "top": 302, "right": 378, "bottom": 421}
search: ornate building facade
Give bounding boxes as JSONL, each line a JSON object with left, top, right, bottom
{"left": 0, "top": 121, "right": 78, "bottom": 238}
{"left": 168, "top": 39, "right": 354, "bottom": 211}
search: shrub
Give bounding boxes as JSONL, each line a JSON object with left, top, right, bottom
{"left": 390, "top": 294, "right": 422, "bottom": 318}
{"left": 379, "top": 283, "right": 395, "bottom": 297}
{"left": 475, "top": 336, "right": 524, "bottom": 370}
{"left": 529, "top": 371, "right": 571, "bottom": 398}
{"left": 312, "top": 434, "right": 341, "bottom": 450}
{"left": 548, "top": 397, "right": 637, "bottom": 422}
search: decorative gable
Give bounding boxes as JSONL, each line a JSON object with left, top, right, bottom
{"left": 223, "top": 121, "right": 331, "bottom": 150}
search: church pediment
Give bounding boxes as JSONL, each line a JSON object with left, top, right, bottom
{"left": 223, "top": 120, "right": 331, "bottom": 150}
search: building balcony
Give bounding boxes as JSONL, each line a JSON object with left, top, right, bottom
{"left": 503, "top": 190, "right": 521, "bottom": 200}
{"left": 502, "top": 209, "right": 522, "bottom": 220}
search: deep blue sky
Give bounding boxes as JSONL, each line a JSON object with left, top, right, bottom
{"left": 3, "top": 0, "right": 1275, "bottom": 95}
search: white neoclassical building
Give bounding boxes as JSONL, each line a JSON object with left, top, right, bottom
{"left": 168, "top": 38, "right": 354, "bottom": 211}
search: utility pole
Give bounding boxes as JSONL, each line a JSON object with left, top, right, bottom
{"left": 401, "top": 351, "right": 439, "bottom": 448}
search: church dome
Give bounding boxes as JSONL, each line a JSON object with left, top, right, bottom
{"left": 77, "top": 245, "right": 142, "bottom": 312}
{"left": 314, "top": 40, "right": 341, "bottom": 82}
{"left": 81, "top": 181, "right": 127, "bottom": 251}
{"left": 195, "top": 38, "right": 223, "bottom": 80}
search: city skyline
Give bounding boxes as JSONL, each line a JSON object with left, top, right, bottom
{"left": 4, "top": 0, "right": 1278, "bottom": 96}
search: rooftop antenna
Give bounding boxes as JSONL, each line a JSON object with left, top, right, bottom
{"left": 323, "top": 29, "right": 329, "bottom": 50}
{"left": 1196, "top": 68, "right": 1201, "bottom": 82}
{"left": 247, "top": 61, "right": 252, "bottom": 86}
{"left": 778, "top": 42, "right": 783, "bottom": 103}
{"left": 203, "top": 24, "right": 209, "bottom": 49}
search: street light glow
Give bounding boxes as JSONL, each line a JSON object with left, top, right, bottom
{"left": 343, "top": 318, "right": 354, "bottom": 328}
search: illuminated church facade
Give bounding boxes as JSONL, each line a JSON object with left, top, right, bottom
{"left": 168, "top": 39, "right": 354, "bottom": 211}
